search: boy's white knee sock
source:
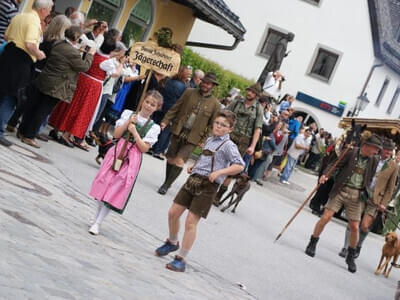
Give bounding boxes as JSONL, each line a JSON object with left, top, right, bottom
{"left": 168, "top": 235, "right": 178, "bottom": 244}
{"left": 178, "top": 249, "right": 189, "bottom": 259}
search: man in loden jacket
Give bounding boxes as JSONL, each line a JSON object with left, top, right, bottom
{"left": 338, "top": 138, "right": 398, "bottom": 259}
{"left": 305, "top": 134, "right": 382, "bottom": 273}
{"left": 213, "top": 83, "right": 264, "bottom": 204}
{"left": 157, "top": 72, "right": 220, "bottom": 195}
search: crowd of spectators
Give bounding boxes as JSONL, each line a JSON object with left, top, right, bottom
{"left": 225, "top": 71, "right": 336, "bottom": 186}
{"left": 0, "top": 0, "right": 205, "bottom": 155}
{"left": 0, "top": 0, "right": 334, "bottom": 190}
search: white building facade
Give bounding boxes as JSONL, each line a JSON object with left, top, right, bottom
{"left": 188, "top": 0, "right": 400, "bottom": 136}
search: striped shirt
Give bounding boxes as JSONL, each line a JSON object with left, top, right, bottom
{"left": 0, "top": 0, "right": 19, "bottom": 43}
{"left": 193, "top": 134, "right": 245, "bottom": 184}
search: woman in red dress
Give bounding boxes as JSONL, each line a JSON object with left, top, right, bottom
{"left": 50, "top": 32, "right": 124, "bottom": 150}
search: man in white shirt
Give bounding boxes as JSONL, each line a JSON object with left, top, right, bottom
{"left": 280, "top": 128, "right": 311, "bottom": 184}
{"left": 262, "top": 71, "right": 284, "bottom": 100}
{"left": 86, "top": 21, "right": 108, "bottom": 49}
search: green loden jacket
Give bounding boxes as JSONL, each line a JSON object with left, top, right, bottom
{"left": 35, "top": 40, "right": 93, "bottom": 103}
{"left": 162, "top": 88, "right": 220, "bottom": 145}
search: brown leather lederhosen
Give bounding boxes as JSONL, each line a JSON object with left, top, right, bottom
{"left": 185, "top": 139, "right": 230, "bottom": 193}
{"left": 173, "top": 139, "right": 230, "bottom": 218}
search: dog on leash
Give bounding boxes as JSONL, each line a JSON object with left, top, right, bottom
{"left": 219, "top": 173, "right": 251, "bottom": 213}
{"left": 375, "top": 232, "right": 400, "bottom": 278}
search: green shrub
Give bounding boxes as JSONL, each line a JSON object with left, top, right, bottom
{"left": 181, "top": 47, "right": 254, "bottom": 98}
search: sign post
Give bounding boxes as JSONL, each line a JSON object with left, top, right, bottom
{"left": 129, "top": 41, "right": 181, "bottom": 111}
{"left": 114, "top": 42, "right": 181, "bottom": 168}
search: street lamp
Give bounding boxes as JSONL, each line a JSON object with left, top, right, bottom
{"left": 349, "top": 93, "right": 370, "bottom": 117}
{"left": 357, "top": 93, "right": 370, "bottom": 112}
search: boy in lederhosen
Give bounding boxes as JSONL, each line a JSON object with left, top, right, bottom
{"left": 154, "top": 110, "right": 244, "bottom": 272}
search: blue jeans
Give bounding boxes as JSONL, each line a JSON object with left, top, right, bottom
{"left": 248, "top": 159, "right": 262, "bottom": 179}
{"left": 0, "top": 95, "right": 17, "bottom": 137}
{"left": 39, "top": 115, "right": 49, "bottom": 133}
{"left": 280, "top": 155, "right": 297, "bottom": 182}
{"left": 243, "top": 153, "right": 252, "bottom": 172}
{"left": 152, "top": 126, "right": 171, "bottom": 155}
{"left": 254, "top": 154, "right": 273, "bottom": 180}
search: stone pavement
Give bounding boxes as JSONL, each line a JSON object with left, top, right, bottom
{"left": 0, "top": 135, "right": 254, "bottom": 300}
{"left": 0, "top": 132, "right": 398, "bottom": 300}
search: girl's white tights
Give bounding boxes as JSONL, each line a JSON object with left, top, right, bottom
{"left": 95, "top": 201, "right": 103, "bottom": 219}
{"left": 94, "top": 203, "right": 110, "bottom": 225}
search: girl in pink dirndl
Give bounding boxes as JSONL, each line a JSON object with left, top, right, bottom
{"left": 88, "top": 90, "right": 163, "bottom": 235}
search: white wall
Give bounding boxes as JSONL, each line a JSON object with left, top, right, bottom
{"left": 188, "top": 0, "right": 400, "bottom": 136}
{"left": 359, "top": 63, "right": 400, "bottom": 119}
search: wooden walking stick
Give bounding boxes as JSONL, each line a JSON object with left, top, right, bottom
{"left": 136, "top": 69, "right": 153, "bottom": 112}
{"left": 274, "top": 145, "right": 353, "bottom": 243}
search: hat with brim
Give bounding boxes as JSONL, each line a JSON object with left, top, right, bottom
{"left": 202, "top": 72, "right": 219, "bottom": 85}
{"left": 246, "top": 83, "right": 262, "bottom": 96}
{"left": 363, "top": 134, "right": 382, "bottom": 148}
{"left": 383, "top": 138, "right": 396, "bottom": 150}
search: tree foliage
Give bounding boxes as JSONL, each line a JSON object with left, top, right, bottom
{"left": 181, "top": 47, "right": 254, "bottom": 98}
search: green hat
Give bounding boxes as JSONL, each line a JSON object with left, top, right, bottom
{"left": 202, "top": 72, "right": 219, "bottom": 85}
{"left": 363, "top": 134, "right": 382, "bottom": 148}
{"left": 246, "top": 83, "right": 262, "bottom": 96}
{"left": 382, "top": 138, "right": 396, "bottom": 150}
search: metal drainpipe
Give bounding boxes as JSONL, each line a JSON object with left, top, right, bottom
{"left": 359, "top": 63, "right": 384, "bottom": 97}
{"left": 349, "top": 62, "right": 384, "bottom": 117}
{"left": 185, "top": 38, "right": 241, "bottom": 51}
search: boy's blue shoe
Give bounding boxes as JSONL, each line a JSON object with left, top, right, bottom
{"left": 166, "top": 255, "right": 186, "bottom": 272}
{"left": 155, "top": 240, "right": 179, "bottom": 256}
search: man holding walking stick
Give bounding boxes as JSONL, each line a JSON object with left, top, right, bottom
{"left": 305, "top": 134, "right": 382, "bottom": 273}
{"left": 338, "top": 138, "right": 398, "bottom": 259}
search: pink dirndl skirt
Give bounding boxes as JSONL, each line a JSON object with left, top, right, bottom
{"left": 89, "top": 139, "right": 142, "bottom": 214}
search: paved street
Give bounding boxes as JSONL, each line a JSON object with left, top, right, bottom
{"left": 0, "top": 132, "right": 397, "bottom": 299}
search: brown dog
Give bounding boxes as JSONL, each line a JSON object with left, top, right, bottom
{"left": 375, "top": 232, "right": 400, "bottom": 278}
{"left": 219, "top": 174, "right": 251, "bottom": 213}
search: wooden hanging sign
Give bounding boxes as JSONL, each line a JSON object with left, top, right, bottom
{"left": 129, "top": 41, "right": 181, "bottom": 77}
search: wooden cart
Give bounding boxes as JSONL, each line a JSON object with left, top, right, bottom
{"left": 338, "top": 117, "right": 400, "bottom": 145}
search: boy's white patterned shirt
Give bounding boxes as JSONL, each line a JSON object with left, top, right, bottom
{"left": 192, "top": 134, "right": 245, "bottom": 184}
